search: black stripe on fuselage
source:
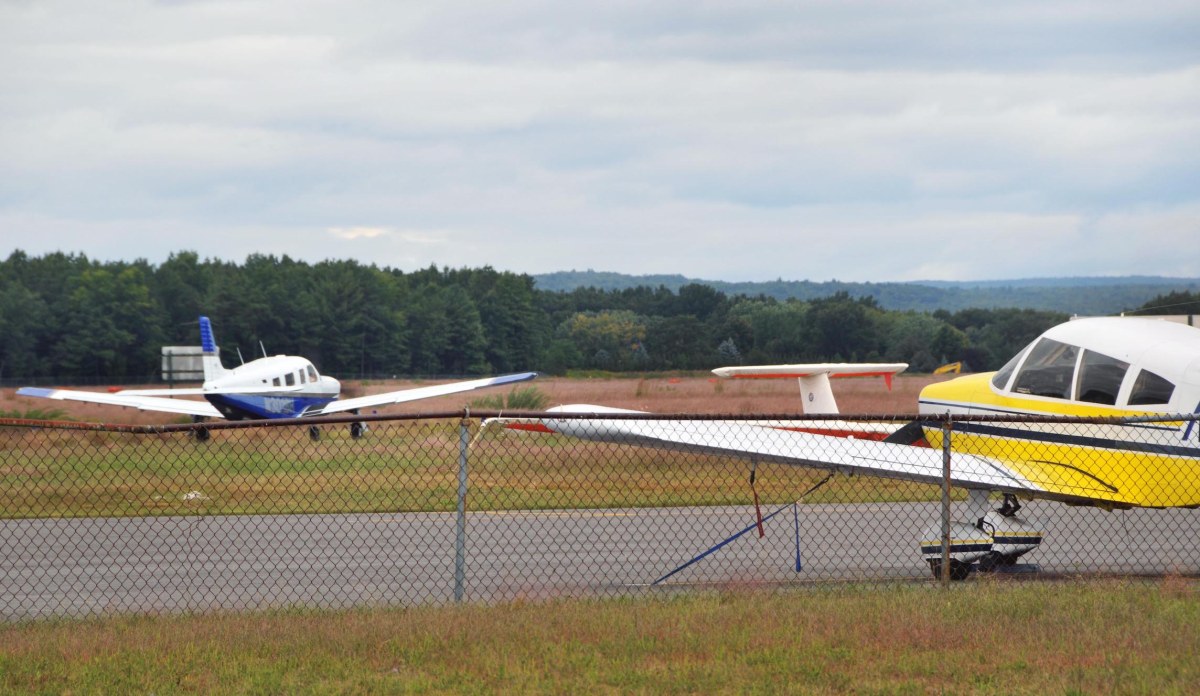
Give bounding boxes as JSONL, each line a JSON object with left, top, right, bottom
{"left": 918, "top": 399, "right": 1187, "bottom": 435}
{"left": 945, "top": 420, "right": 1200, "bottom": 460}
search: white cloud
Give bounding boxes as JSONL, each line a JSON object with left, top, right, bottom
{"left": 1, "top": 1, "right": 1198, "bottom": 281}
{"left": 328, "top": 227, "right": 388, "bottom": 240}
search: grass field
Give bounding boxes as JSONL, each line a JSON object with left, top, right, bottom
{"left": 1, "top": 579, "right": 1195, "bottom": 694}
{"left": 2, "top": 373, "right": 942, "bottom": 516}
{"left": 1, "top": 394, "right": 943, "bottom": 519}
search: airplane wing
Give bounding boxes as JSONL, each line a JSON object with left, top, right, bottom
{"left": 16, "top": 387, "right": 223, "bottom": 419}
{"left": 492, "top": 413, "right": 1134, "bottom": 507}
{"left": 314, "top": 372, "right": 539, "bottom": 415}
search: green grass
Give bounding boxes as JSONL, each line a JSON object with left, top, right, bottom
{"left": 469, "top": 385, "right": 551, "bottom": 410}
{"left": 0, "top": 407, "right": 70, "bottom": 421}
{"left": 1, "top": 421, "right": 948, "bottom": 518}
{"left": 1, "top": 579, "right": 1195, "bottom": 694}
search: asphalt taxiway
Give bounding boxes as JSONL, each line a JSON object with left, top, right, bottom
{"left": 3, "top": 501, "right": 1197, "bottom": 619}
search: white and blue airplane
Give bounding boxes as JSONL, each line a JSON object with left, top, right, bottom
{"left": 18, "top": 316, "right": 537, "bottom": 438}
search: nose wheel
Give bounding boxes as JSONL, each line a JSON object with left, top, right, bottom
{"left": 920, "top": 492, "right": 1042, "bottom": 581}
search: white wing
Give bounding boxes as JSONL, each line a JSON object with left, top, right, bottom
{"left": 16, "top": 387, "right": 223, "bottom": 419}
{"left": 493, "top": 414, "right": 1075, "bottom": 501}
{"left": 316, "top": 372, "right": 538, "bottom": 415}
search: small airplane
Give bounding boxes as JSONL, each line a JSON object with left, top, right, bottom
{"left": 494, "top": 316, "right": 1200, "bottom": 580}
{"left": 18, "top": 316, "right": 538, "bottom": 439}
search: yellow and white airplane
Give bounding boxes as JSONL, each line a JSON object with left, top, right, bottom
{"left": 499, "top": 316, "right": 1200, "bottom": 579}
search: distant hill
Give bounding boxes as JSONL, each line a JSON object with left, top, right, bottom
{"left": 532, "top": 271, "right": 1200, "bottom": 315}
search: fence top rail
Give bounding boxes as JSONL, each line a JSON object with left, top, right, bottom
{"left": 1, "top": 410, "right": 1197, "bottom": 434}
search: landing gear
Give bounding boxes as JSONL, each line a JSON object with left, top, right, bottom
{"left": 348, "top": 409, "right": 367, "bottom": 439}
{"left": 919, "top": 491, "right": 1043, "bottom": 581}
{"left": 308, "top": 425, "right": 321, "bottom": 441}
{"left": 191, "top": 415, "right": 210, "bottom": 442}
{"left": 975, "top": 551, "right": 1019, "bottom": 573}
{"left": 929, "top": 559, "right": 973, "bottom": 581}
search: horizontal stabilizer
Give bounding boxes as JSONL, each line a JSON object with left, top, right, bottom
{"left": 713, "top": 363, "right": 908, "bottom": 385}
{"left": 712, "top": 363, "right": 908, "bottom": 415}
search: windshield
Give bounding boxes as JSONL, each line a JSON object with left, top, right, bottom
{"left": 990, "top": 343, "right": 1032, "bottom": 391}
{"left": 1011, "top": 338, "right": 1079, "bottom": 399}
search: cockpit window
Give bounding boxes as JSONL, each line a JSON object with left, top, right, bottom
{"left": 1075, "top": 350, "right": 1128, "bottom": 405}
{"left": 991, "top": 343, "right": 1031, "bottom": 391}
{"left": 1012, "top": 338, "right": 1078, "bottom": 399}
{"left": 298, "top": 370, "right": 307, "bottom": 385}
{"left": 307, "top": 365, "right": 318, "bottom": 381}
{"left": 1128, "top": 369, "right": 1175, "bottom": 406}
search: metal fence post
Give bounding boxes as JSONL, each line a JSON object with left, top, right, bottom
{"left": 940, "top": 414, "right": 952, "bottom": 587}
{"left": 453, "top": 417, "right": 470, "bottom": 602}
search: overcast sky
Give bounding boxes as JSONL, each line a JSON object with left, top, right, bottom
{"left": 2, "top": 1, "right": 1198, "bottom": 283}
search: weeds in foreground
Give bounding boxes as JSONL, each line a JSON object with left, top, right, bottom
{"left": 469, "top": 386, "right": 550, "bottom": 411}
{"left": 0, "top": 580, "right": 1195, "bottom": 694}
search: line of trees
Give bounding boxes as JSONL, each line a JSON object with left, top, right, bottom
{"left": 9, "top": 249, "right": 1171, "bottom": 384}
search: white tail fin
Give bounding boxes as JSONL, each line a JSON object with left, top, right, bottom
{"left": 712, "top": 363, "right": 908, "bottom": 415}
{"left": 198, "top": 316, "right": 229, "bottom": 382}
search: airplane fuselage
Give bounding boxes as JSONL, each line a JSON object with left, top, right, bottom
{"left": 917, "top": 317, "right": 1200, "bottom": 508}
{"left": 203, "top": 355, "right": 342, "bottom": 420}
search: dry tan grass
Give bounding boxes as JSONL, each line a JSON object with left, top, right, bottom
{"left": 2, "top": 372, "right": 947, "bottom": 425}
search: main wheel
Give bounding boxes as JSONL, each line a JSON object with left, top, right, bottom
{"left": 929, "top": 559, "right": 973, "bottom": 581}
{"left": 308, "top": 425, "right": 321, "bottom": 441}
{"left": 977, "top": 552, "right": 1019, "bottom": 573}
{"left": 350, "top": 421, "right": 365, "bottom": 439}
{"left": 191, "top": 416, "right": 210, "bottom": 442}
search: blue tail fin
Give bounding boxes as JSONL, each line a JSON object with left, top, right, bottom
{"left": 199, "top": 316, "right": 217, "bottom": 354}
{"left": 198, "top": 316, "right": 228, "bottom": 381}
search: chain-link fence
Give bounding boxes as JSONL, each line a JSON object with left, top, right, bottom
{"left": 2, "top": 411, "right": 1198, "bottom": 619}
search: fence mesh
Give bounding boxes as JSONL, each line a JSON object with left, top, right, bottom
{"left": 2, "top": 412, "right": 1198, "bottom": 619}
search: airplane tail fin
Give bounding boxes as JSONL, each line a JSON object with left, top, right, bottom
{"left": 198, "top": 316, "right": 229, "bottom": 381}
{"left": 712, "top": 363, "right": 908, "bottom": 415}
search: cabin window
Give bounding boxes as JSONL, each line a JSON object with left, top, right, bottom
{"left": 307, "top": 365, "right": 318, "bottom": 381}
{"left": 298, "top": 370, "right": 307, "bottom": 384}
{"left": 272, "top": 377, "right": 281, "bottom": 387}
{"left": 1012, "top": 338, "right": 1078, "bottom": 399}
{"left": 991, "top": 344, "right": 1030, "bottom": 391}
{"left": 285, "top": 373, "right": 295, "bottom": 387}
{"left": 1128, "top": 369, "right": 1175, "bottom": 406}
{"left": 1074, "top": 350, "right": 1128, "bottom": 405}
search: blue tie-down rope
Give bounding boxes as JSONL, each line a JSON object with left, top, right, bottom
{"left": 794, "top": 501, "right": 803, "bottom": 572}
{"left": 651, "top": 502, "right": 797, "bottom": 586}
{"left": 650, "top": 473, "right": 832, "bottom": 586}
